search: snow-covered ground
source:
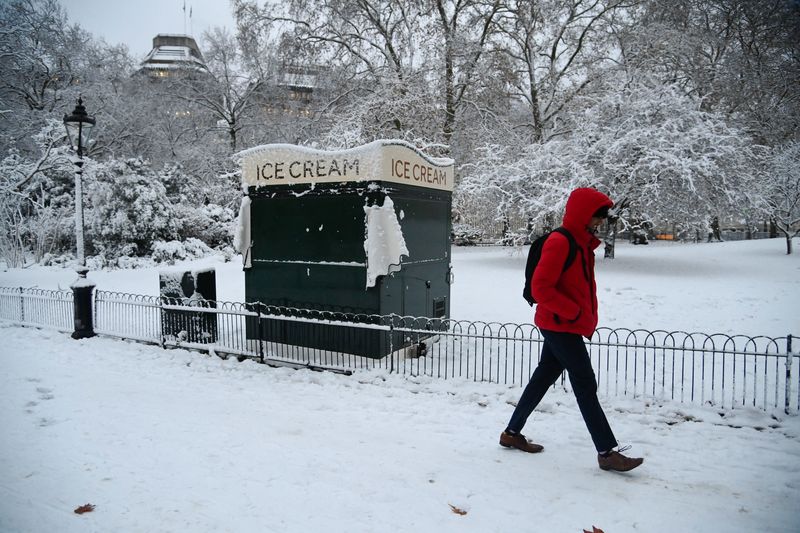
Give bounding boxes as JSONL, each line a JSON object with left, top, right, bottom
{"left": 2, "top": 326, "right": 799, "bottom": 533}
{"left": 454, "top": 238, "right": 799, "bottom": 337}
{"left": 1, "top": 238, "right": 799, "bottom": 532}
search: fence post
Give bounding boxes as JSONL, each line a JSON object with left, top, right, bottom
{"left": 389, "top": 318, "right": 395, "bottom": 374}
{"left": 786, "top": 334, "right": 794, "bottom": 414}
{"left": 158, "top": 296, "right": 165, "bottom": 348}
{"left": 70, "top": 267, "right": 96, "bottom": 339}
{"left": 256, "top": 305, "right": 264, "bottom": 364}
{"left": 18, "top": 287, "right": 24, "bottom": 323}
{"left": 93, "top": 287, "right": 98, "bottom": 334}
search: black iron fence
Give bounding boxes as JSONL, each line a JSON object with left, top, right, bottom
{"left": 2, "top": 286, "right": 797, "bottom": 414}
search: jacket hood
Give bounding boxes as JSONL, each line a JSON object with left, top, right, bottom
{"left": 562, "top": 187, "right": 613, "bottom": 233}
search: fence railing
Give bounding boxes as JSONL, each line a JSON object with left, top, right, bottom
{"left": 2, "top": 286, "right": 797, "bottom": 414}
{"left": 0, "top": 286, "right": 73, "bottom": 331}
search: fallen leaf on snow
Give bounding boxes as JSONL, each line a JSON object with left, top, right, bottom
{"left": 449, "top": 504, "right": 467, "bottom": 516}
{"left": 74, "top": 504, "right": 95, "bottom": 514}
{"left": 583, "top": 527, "right": 604, "bottom": 533}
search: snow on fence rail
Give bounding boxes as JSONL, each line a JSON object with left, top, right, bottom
{"left": 1, "top": 286, "right": 797, "bottom": 413}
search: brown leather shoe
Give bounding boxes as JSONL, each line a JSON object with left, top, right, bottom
{"left": 499, "top": 431, "right": 543, "bottom": 453}
{"left": 598, "top": 449, "right": 643, "bottom": 472}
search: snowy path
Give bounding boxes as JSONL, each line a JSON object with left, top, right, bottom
{"left": 2, "top": 326, "right": 799, "bottom": 532}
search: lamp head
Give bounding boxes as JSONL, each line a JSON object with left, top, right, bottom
{"left": 63, "top": 97, "right": 96, "bottom": 155}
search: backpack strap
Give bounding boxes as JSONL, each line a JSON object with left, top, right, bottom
{"left": 552, "top": 227, "right": 578, "bottom": 272}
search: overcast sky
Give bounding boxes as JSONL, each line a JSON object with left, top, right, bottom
{"left": 62, "top": 0, "right": 238, "bottom": 58}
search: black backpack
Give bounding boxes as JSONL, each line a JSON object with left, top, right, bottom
{"left": 522, "top": 227, "right": 578, "bottom": 306}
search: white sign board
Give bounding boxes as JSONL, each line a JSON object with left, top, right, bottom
{"left": 240, "top": 140, "right": 454, "bottom": 192}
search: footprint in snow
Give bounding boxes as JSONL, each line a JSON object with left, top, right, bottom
{"left": 38, "top": 417, "right": 56, "bottom": 427}
{"left": 24, "top": 400, "right": 38, "bottom": 414}
{"left": 36, "top": 387, "right": 54, "bottom": 400}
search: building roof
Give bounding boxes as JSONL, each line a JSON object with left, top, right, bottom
{"left": 139, "top": 34, "right": 208, "bottom": 74}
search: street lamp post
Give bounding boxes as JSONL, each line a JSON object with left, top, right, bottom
{"left": 63, "top": 96, "right": 96, "bottom": 339}
{"left": 63, "top": 96, "right": 95, "bottom": 266}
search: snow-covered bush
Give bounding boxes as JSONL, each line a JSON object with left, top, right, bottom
{"left": 150, "top": 238, "right": 216, "bottom": 264}
{"left": 317, "top": 77, "right": 443, "bottom": 150}
{"left": 86, "top": 158, "right": 179, "bottom": 259}
{"left": 451, "top": 223, "right": 485, "bottom": 246}
{"left": 456, "top": 141, "right": 594, "bottom": 237}
{"left": 174, "top": 202, "right": 236, "bottom": 249}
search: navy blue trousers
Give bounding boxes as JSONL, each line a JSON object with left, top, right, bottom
{"left": 506, "top": 329, "right": 617, "bottom": 452}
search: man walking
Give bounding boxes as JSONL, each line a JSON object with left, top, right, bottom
{"left": 500, "top": 187, "right": 643, "bottom": 472}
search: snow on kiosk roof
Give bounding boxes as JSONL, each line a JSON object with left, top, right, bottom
{"left": 239, "top": 140, "right": 454, "bottom": 192}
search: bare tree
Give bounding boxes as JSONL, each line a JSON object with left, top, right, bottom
{"left": 619, "top": 0, "right": 800, "bottom": 144}
{"left": 495, "top": 0, "right": 636, "bottom": 142}
{"left": 233, "top": 0, "right": 504, "bottom": 149}
{"left": 164, "top": 28, "right": 263, "bottom": 153}
{"left": 235, "top": 0, "right": 423, "bottom": 81}
{"left": 428, "top": 0, "right": 503, "bottom": 144}
{"left": 0, "top": 0, "right": 92, "bottom": 113}
{"left": 0, "top": 119, "right": 74, "bottom": 266}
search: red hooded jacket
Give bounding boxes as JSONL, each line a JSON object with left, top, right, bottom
{"left": 531, "top": 188, "right": 613, "bottom": 338}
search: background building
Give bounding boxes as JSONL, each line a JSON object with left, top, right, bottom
{"left": 138, "top": 34, "right": 208, "bottom": 78}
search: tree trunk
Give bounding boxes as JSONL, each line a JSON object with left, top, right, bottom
{"left": 604, "top": 220, "right": 617, "bottom": 259}
{"left": 786, "top": 235, "right": 793, "bottom": 255}
{"left": 442, "top": 39, "right": 455, "bottom": 145}
{"left": 528, "top": 78, "right": 543, "bottom": 142}
{"left": 229, "top": 125, "right": 237, "bottom": 152}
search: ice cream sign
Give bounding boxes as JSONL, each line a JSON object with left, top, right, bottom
{"left": 239, "top": 140, "right": 454, "bottom": 192}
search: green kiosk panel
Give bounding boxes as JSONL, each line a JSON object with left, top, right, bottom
{"left": 236, "top": 141, "right": 454, "bottom": 358}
